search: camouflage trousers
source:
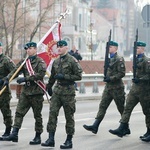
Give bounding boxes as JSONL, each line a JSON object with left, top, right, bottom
{"left": 47, "top": 93, "right": 76, "bottom": 135}
{"left": 0, "top": 93, "right": 12, "bottom": 127}
{"left": 121, "top": 86, "right": 150, "bottom": 128}
{"left": 13, "top": 92, "right": 44, "bottom": 133}
{"left": 96, "top": 86, "right": 125, "bottom": 121}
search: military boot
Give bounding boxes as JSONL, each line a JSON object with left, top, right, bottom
{"left": 4, "top": 127, "right": 19, "bottom": 142}
{"left": 109, "top": 123, "right": 131, "bottom": 137}
{"left": 141, "top": 135, "right": 150, "bottom": 142}
{"left": 83, "top": 119, "right": 101, "bottom": 134}
{"left": 41, "top": 132, "right": 55, "bottom": 147}
{"left": 140, "top": 127, "right": 150, "bottom": 142}
{"left": 60, "top": 135, "right": 73, "bottom": 149}
{"left": 0, "top": 126, "right": 11, "bottom": 141}
{"left": 140, "top": 127, "right": 150, "bottom": 139}
{"left": 29, "top": 132, "right": 41, "bottom": 145}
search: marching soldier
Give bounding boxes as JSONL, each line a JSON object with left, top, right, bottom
{"left": 41, "top": 40, "right": 82, "bottom": 149}
{"left": 0, "top": 42, "right": 16, "bottom": 140}
{"left": 83, "top": 41, "right": 126, "bottom": 134}
{"left": 3, "top": 42, "right": 47, "bottom": 145}
{"left": 109, "top": 41, "right": 150, "bottom": 142}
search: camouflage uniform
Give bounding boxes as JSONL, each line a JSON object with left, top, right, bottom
{"left": 7, "top": 55, "right": 46, "bottom": 133}
{"left": 0, "top": 54, "right": 15, "bottom": 128}
{"left": 121, "top": 54, "right": 150, "bottom": 127}
{"left": 46, "top": 53, "right": 82, "bottom": 135}
{"left": 96, "top": 53, "right": 126, "bottom": 120}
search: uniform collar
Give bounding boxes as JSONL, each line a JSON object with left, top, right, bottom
{"left": 137, "top": 53, "right": 144, "bottom": 58}
{"left": 110, "top": 52, "right": 117, "bottom": 58}
{"left": 28, "top": 55, "right": 37, "bottom": 61}
{"left": 60, "top": 53, "right": 67, "bottom": 59}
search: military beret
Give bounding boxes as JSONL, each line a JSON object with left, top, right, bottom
{"left": 0, "top": 42, "right": 3, "bottom": 46}
{"left": 24, "top": 42, "right": 37, "bottom": 50}
{"left": 57, "top": 40, "right": 67, "bottom": 47}
{"left": 109, "top": 41, "right": 118, "bottom": 47}
{"left": 137, "top": 41, "right": 146, "bottom": 47}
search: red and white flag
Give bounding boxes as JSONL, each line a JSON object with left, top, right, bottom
{"left": 37, "top": 22, "right": 61, "bottom": 76}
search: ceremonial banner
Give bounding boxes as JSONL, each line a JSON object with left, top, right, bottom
{"left": 37, "top": 23, "right": 61, "bottom": 76}
{"left": 0, "top": 9, "right": 69, "bottom": 95}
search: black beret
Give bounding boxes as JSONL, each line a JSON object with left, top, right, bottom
{"left": 137, "top": 41, "right": 146, "bottom": 47}
{"left": 57, "top": 40, "right": 67, "bottom": 47}
{"left": 24, "top": 42, "right": 37, "bottom": 50}
{"left": 109, "top": 41, "right": 118, "bottom": 47}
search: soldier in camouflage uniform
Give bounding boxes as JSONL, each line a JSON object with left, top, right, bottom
{"left": 3, "top": 42, "right": 46, "bottom": 145}
{"left": 0, "top": 42, "right": 16, "bottom": 140}
{"left": 109, "top": 41, "right": 150, "bottom": 141}
{"left": 41, "top": 40, "right": 82, "bottom": 149}
{"left": 83, "top": 41, "right": 126, "bottom": 134}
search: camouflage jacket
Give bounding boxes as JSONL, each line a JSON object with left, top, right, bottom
{"left": 8, "top": 55, "right": 46, "bottom": 95}
{"left": 106, "top": 53, "right": 126, "bottom": 89}
{"left": 0, "top": 54, "right": 16, "bottom": 93}
{"left": 132, "top": 54, "right": 150, "bottom": 89}
{"left": 47, "top": 53, "right": 83, "bottom": 95}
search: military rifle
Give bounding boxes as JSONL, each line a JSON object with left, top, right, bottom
{"left": 104, "top": 29, "right": 112, "bottom": 78}
{"left": 133, "top": 29, "right": 138, "bottom": 79}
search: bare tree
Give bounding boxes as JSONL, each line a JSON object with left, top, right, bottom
{"left": 28, "top": 0, "right": 55, "bottom": 42}
{"left": 0, "top": 0, "right": 55, "bottom": 58}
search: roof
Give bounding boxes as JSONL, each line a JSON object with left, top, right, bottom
{"left": 98, "top": 8, "right": 119, "bottom": 21}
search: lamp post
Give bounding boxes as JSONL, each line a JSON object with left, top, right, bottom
{"left": 90, "top": 8, "right": 93, "bottom": 60}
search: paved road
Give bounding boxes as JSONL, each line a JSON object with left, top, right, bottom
{"left": 0, "top": 100, "right": 149, "bottom": 150}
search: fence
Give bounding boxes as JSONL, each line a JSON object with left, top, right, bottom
{"left": 10, "top": 73, "right": 133, "bottom": 95}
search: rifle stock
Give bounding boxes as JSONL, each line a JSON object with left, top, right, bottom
{"left": 133, "top": 29, "right": 138, "bottom": 79}
{"left": 104, "top": 30, "right": 112, "bottom": 77}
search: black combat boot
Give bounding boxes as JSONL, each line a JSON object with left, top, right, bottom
{"left": 109, "top": 123, "right": 131, "bottom": 137}
{"left": 29, "top": 132, "right": 41, "bottom": 145}
{"left": 140, "top": 127, "right": 150, "bottom": 139}
{"left": 140, "top": 127, "right": 150, "bottom": 142}
{"left": 4, "top": 127, "right": 19, "bottom": 142}
{"left": 41, "top": 132, "right": 55, "bottom": 147}
{"left": 60, "top": 135, "right": 73, "bottom": 149}
{"left": 0, "top": 126, "right": 11, "bottom": 141}
{"left": 141, "top": 135, "right": 150, "bottom": 142}
{"left": 83, "top": 119, "right": 101, "bottom": 134}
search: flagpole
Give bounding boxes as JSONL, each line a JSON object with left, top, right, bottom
{"left": 37, "top": 9, "right": 70, "bottom": 47}
{"left": 0, "top": 9, "right": 70, "bottom": 96}
{"left": 0, "top": 57, "right": 28, "bottom": 95}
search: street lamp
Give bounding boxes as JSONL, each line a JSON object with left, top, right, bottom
{"left": 89, "top": 8, "right": 93, "bottom": 60}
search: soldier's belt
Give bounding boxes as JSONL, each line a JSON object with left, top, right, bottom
{"left": 25, "top": 81, "right": 36, "bottom": 86}
{"left": 57, "top": 81, "right": 74, "bottom": 86}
